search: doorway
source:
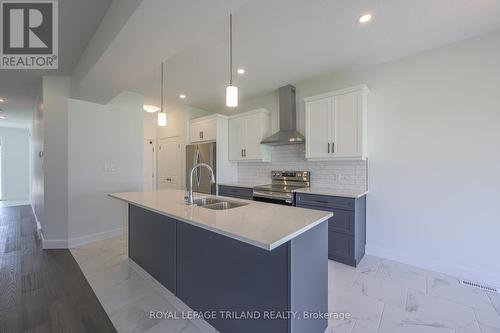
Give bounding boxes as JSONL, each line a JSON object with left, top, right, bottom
{"left": 143, "top": 139, "right": 156, "bottom": 190}
{"left": 157, "top": 136, "right": 182, "bottom": 189}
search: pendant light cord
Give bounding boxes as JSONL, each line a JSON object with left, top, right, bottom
{"left": 160, "top": 63, "right": 164, "bottom": 113}
{"left": 229, "top": 14, "right": 233, "bottom": 86}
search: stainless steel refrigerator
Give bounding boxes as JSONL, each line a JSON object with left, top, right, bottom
{"left": 185, "top": 142, "right": 216, "bottom": 195}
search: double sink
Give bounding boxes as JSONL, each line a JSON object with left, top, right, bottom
{"left": 192, "top": 197, "right": 248, "bottom": 210}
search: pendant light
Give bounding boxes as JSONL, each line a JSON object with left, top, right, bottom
{"left": 225, "top": 14, "right": 238, "bottom": 108}
{"left": 157, "top": 63, "right": 167, "bottom": 126}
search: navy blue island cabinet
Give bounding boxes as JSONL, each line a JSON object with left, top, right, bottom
{"left": 128, "top": 204, "right": 328, "bottom": 333}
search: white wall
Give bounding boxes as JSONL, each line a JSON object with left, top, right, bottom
{"left": 68, "top": 91, "right": 143, "bottom": 246}
{"left": 295, "top": 31, "right": 500, "bottom": 285}
{"left": 42, "top": 77, "right": 70, "bottom": 246}
{"left": 144, "top": 112, "right": 157, "bottom": 140}
{"left": 0, "top": 127, "right": 30, "bottom": 200}
{"left": 231, "top": 31, "right": 500, "bottom": 285}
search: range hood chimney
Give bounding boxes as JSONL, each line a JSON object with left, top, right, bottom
{"left": 261, "top": 85, "right": 305, "bottom": 145}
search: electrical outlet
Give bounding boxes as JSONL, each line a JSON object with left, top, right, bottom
{"left": 103, "top": 162, "right": 116, "bottom": 172}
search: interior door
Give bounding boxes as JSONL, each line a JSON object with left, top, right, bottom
{"left": 243, "top": 113, "right": 261, "bottom": 160}
{"left": 333, "top": 91, "right": 360, "bottom": 157}
{"left": 158, "top": 137, "right": 181, "bottom": 189}
{"left": 228, "top": 117, "right": 245, "bottom": 161}
{"left": 143, "top": 139, "right": 155, "bottom": 190}
{"left": 306, "top": 97, "right": 332, "bottom": 158}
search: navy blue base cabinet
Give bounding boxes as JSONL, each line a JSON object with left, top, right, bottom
{"left": 128, "top": 204, "right": 328, "bottom": 333}
{"left": 218, "top": 185, "right": 253, "bottom": 200}
{"left": 295, "top": 193, "right": 366, "bottom": 267}
{"left": 129, "top": 205, "right": 177, "bottom": 293}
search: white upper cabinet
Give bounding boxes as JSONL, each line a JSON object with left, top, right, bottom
{"left": 190, "top": 115, "right": 217, "bottom": 143}
{"left": 228, "top": 116, "right": 245, "bottom": 160}
{"left": 304, "top": 97, "right": 332, "bottom": 159}
{"left": 305, "top": 85, "right": 368, "bottom": 160}
{"left": 228, "top": 109, "right": 272, "bottom": 162}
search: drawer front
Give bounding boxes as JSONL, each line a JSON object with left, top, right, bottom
{"left": 295, "top": 193, "right": 355, "bottom": 211}
{"left": 328, "top": 231, "right": 354, "bottom": 260}
{"left": 295, "top": 203, "right": 354, "bottom": 235}
{"left": 218, "top": 185, "right": 253, "bottom": 200}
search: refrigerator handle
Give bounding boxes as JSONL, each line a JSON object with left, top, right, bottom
{"left": 193, "top": 148, "right": 198, "bottom": 187}
{"left": 195, "top": 148, "right": 201, "bottom": 186}
{"left": 210, "top": 144, "right": 214, "bottom": 170}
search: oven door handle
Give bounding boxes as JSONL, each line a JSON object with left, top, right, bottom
{"left": 253, "top": 191, "right": 293, "bottom": 203}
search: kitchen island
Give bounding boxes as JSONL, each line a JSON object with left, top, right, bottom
{"left": 110, "top": 189, "right": 332, "bottom": 333}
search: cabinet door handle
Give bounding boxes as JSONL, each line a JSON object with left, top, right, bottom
{"left": 241, "top": 149, "right": 243, "bottom": 157}
{"left": 332, "top": 142, "right": 335, "bottom": 154}
{"left": 328, "top": 142, "right": 330, "bottom": 154}
{"left": 243, "top": 149, "right": 246, "bottom": 157}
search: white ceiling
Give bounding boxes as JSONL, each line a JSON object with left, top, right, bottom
{"left": 119, "top": 0, "right": 500, "bottom": 112}
{"left": 0, "top": 0, "right": 112, "bottom": 128}
{"left": 3, "top": 0, "right": 500, "bottom": 125}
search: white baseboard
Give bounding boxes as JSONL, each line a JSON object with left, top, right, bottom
{"left": 29, "top": 203, "right": 125, "bottom": 249}
{"left": 41, "top": 233, "right": 69, "bottom": 249}
{"left": 68, "top": 227, "right": 125, "bottom": 248}
{"left": 41, "top": 228, "right": 125, "bottom": 249}
{"left": 366, "top": 244, "right": 500, "bottom": 287}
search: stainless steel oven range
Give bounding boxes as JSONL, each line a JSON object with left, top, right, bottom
{"left": 253, "top": 171, "right": 310, "bottom": 206}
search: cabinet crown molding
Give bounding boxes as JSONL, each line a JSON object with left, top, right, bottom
{"left": 228, "top": 108, "right": 270, "bottom": 120}
{"left": 190, "top": 113, "right": 228, "bottom": 122}
{"left": 304, "top": 84, "right": 369, "bottom": 102}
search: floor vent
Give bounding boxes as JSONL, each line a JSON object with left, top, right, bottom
{"left": 460, "top": 279, "right": 500, "bottom": 293}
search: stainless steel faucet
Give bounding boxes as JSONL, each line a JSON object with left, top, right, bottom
{"left": 185, "top": 163, "right": 215, "bottom": 205}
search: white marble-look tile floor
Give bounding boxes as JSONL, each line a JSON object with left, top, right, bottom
{"left": 71, "top": 235, "right": 500, "bottom": 333}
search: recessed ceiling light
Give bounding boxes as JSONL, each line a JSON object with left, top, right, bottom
{"left": 143, "top": 104, "right": 160, "bottom": 113}
{"left": 179, "top": 94, "right": 186, "bottom": 99}
{"left": 358, "top": 14, "right": 372, "bottom": 23}
{"left": 0, "top": 116, "right": 6, "bottom": 119}
{"left": 0, "top": 98, "right": 5, "bottom": 102}
{"left": 237, "top": 68, "right": 245, "bottom": 75}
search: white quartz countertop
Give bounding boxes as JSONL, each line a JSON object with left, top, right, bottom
{"left": 109, "top": 189, "right": 332, "bottom": 251}
{"left": 218, "top": 181, "right": 266, "bottom": 188}
{"left": 293, "top": 187, "right": 368, "bottom": 199}
{"left": 218, "top": 181, "right": 368, "bottom": 199}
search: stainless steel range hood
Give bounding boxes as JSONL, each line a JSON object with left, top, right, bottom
{"left": 261, "top": 85, "right": 305, "bottom": 145}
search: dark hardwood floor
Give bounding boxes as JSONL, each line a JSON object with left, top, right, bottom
{"left": 0, "top": 205, "right": 116, "bottom": 333}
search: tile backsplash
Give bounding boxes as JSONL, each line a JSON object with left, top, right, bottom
{"left": 237, "top": 145, "right": 367, "bottom": 190}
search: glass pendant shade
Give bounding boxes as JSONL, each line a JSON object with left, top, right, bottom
{"left": 226, "top": 85, "right": 238, "bottom": 107}
{"left": 157, "top": 112, "right": 167, "bottom": 126}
